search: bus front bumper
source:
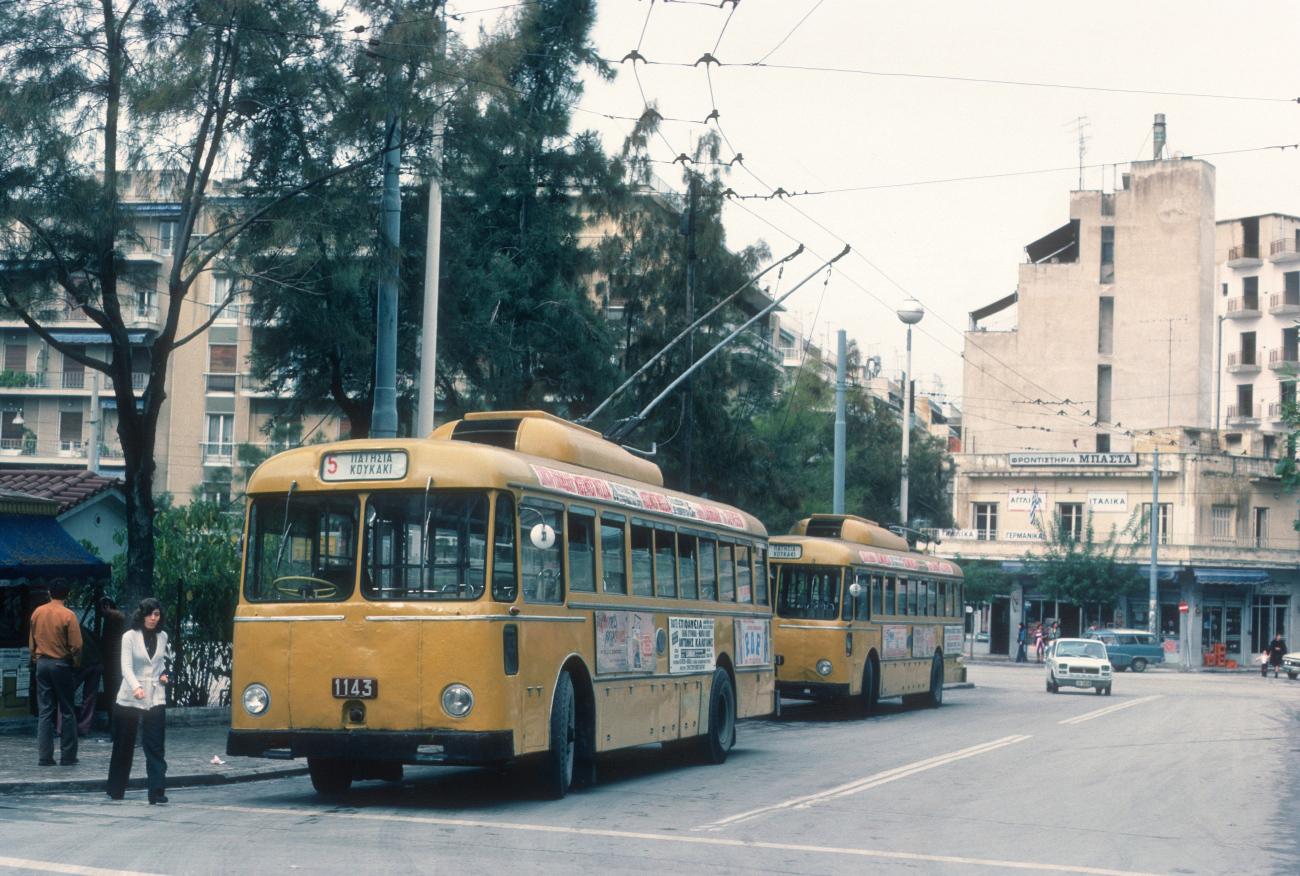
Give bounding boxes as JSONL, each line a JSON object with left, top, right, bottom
{"left": 776, "top": 681, "right": 851, "bottom": 699}
{"left": 227, "top": 729, "right": 515, "bottom": 765}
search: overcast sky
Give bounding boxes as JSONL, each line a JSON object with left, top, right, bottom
{"left": 451, "top": 0, "right": 1300, "bottom": 406}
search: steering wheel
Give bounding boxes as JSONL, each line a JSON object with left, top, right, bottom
{"left": 272, "top": 576, "right": 339, "bottom": 599}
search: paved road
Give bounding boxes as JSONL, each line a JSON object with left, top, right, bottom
{"left": 2, "top": 666, "right": 1297, "bottom": 876}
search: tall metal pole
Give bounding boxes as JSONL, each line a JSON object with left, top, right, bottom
{"left": 1148, "top": 447, "right": 1160, "bottom": 635}
{"left": 833, "top": 329, "right": 846, "bottom": 514}
{"left": 371, "top": 116, "right": 402, "bottom": 440}
{"left": 87, "top": 371, "right": 100, "bottom": 474}
{"left": 900, "top": 325, "right": 912, "bottom": 526}
{"left": 682, "top": 178, "right": 698, "bottom": 493}
{"left": 416, "top": 18, "right": 446, "bottom": 439}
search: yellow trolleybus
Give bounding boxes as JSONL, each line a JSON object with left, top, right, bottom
{"left": 227, "top": 411, "right": 775, "bottom": 797}
{"left": 770, "top": 514, "right": 964, "bottom": 714}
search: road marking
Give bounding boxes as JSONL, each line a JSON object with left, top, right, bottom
{"left": 0, "top": 858, "right": 168, "bottom": 876}
{"left": 698, "top": 734, "right": 1032, "bottom": 829}
{"left": 186, "top": 803, "right": 1170, "bottom": 876}
{"left": 1059, "top": 695, "right": 1161, "bottom": 725}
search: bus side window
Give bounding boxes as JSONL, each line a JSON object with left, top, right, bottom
{"left": 521, "top": 499, "right": 564, "bottom": 605}
{"left": 568, "top": 506, "right": 596, "bottom": 593}
{"left": 938, "top": 580, "right": 947, "bottom": 616}
{"left": 930, "top": 580, "right": 939, "bottom": 617}
{"left": 654, "top": 525, "right": 677, "bottom": 598}
{"left": 841, "top": 571, "right": 853, "bottom": 622}
{"left": 884, "top": 575, "right": 896, "bottom": 615}
{"left": 755, "top": 544, "right": 769, "bottom": 605}
{"left": 907, "top": 578, "right": 918, "bottom": 615}
{"left": 699, "top": 539, "right": 718, "bottom": 600}
{"left": 718, "top": 542, "right": 736, "bottom": 602}
{"left": 630, "top": 520, "right": 654, "bottom": 597}
{"left": 678, "top": 531, "right": 699, "bottom": 599}
{"left": 492, "top": 494, "right": 517, "bottom": 602}
{"left": 872, "top": 574, "right": 883, "bottom": 617}
{"left": 600, "top": 513, "right": 627, "bottom": 594}
{"left": 854, "top": 570, "right": 871, "bottom": 621}
{"left": 735, "top": 544, "right": 752, "bottom": 604}
{"left": 918, "top": 578, "right": 928, "bottom": 616}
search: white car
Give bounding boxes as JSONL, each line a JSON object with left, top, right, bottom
{"left": 1283, "top": 651, "right": 1300, "bottom": 680}
{"left": 1046, "top": 638, "right": 1113, "bottom": 695}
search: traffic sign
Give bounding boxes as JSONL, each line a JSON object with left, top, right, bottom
{"left": 1178, "top": 602, "right": 1189, "bottom": 614}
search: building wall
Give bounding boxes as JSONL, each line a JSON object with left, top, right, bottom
{"left": 963, "top": 159, "right": 1217, "bottom": 454}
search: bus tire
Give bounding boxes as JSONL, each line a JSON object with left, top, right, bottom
{"left": 307, "top": 758, "right": 355, "bottom": 795}
{"left": 539, "top": 671, "right": 576, "bottom": 800}
{"left": 924, "top": 653, "right": 944, "bottom": 708}
{"left": 859, "top": 659, "right": 879, "bottom": 718}
{"left": 696, "top": 668, "right": 736, "bottom": 765}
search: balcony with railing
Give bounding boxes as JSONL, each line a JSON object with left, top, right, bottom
{"left": 0, "top": 370, "right": 148, "bottom": 394}
{"left": 1226, "top": 295, "right": 1261, "bottom": 319}
{"left": 1227, "top": 351, "right": 1260, "bottom": 373}
{"left": 1227, "top": 243, "right": 1263, "bottom": 267}
{"left": 1226, "top": 403, "right": 1261, "bottom": 424}
{"left": 0, "top": 435, "right": 88, "bottom": 462}
{"left": 1270, "top": 237, "right": 1300, "bottom": 263}
{"left": 1268, "top": 402, "right": 1291, "bottom": 422}
{"left": 1268, "top": 348, "right": 1299, "bottom": 372}
{"left": 1268, "top": 290, "right": 1300, "bottom": 315}
{"left": 201, "top": 441, "right": 234, "bottom": 464}
{"left": 925, "top": 527, "right": 1300, "bottom": 564}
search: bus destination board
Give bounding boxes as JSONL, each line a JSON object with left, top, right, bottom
{"left": 321, "top": 450, "right": 409, "bottom": 482}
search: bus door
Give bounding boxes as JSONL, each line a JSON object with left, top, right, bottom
{"left": 846, "top": 568, "right": 871, "bottom": 693}
{"left": 518, "top": 498, "right": 566, "bottom": 753}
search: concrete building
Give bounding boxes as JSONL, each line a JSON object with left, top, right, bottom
{"left": 938, "top": 428, "right": 1299, "bottom": 663}
{"left": 0, "top": 173, "right": 346, "bottom": 507}
{"left": 963, "top": 156, "right": 1217, "bottom": 455}
{"left": 1215, "top": 212, "right": 1300, "bottom": 449}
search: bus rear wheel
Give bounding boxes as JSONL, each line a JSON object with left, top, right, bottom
{"left": 308, "top": 758, "right": 355, "bottom": 795}
{"left": 695, "top": 668, "right": 736, "bottom": 765}
{"left": 925, "top": 653, "right": 944, "bottom": 708}
{"left": 539, "top": 671, "right": 576, "bottom": 800}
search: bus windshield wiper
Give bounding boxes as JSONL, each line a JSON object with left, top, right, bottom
{"left": 272, "top": 480, "right": 298, "bottom": 578}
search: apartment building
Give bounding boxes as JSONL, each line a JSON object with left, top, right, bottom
{"left": 1216, "top": 213, "right": 1300, "bottom": 447}
{"left": 963, "top": 156, "right": 1217, "bottom": 454}
{"left": 0, "top": 173, "right": 346, "bottom": 506}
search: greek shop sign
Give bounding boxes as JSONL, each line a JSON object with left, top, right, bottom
{"left": 1087, "top": 491, "right": 1128, "bottom": 513}
{"left": 1008, "top": 452, "right": 1137, "bottom": 467}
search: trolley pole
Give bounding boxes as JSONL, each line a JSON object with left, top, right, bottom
{"left": 681, "top": 177, "right": 698, "bottom": 494}
{"left": 1148, "top": 447, "right": 1159, "bottom": 636}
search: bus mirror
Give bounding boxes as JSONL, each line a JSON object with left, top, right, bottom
{"left": 529, "top": 523, "right": 556, "bottom": 550}
{"left": 848, "top": 582, "right": 863, "bottom": 598}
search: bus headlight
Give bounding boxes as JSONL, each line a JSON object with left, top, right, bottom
{"left": 242, "top": 683, "right": 271, "bottom": 717}
{"left": 442, "top": 684, "right": 474, "bottom": 718}
{"left": 816, "top": 660, "right": 833, "bottom": 676}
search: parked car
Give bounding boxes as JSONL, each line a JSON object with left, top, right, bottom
{"left": 1283, "top": 651, "right": 1300, "bottom": 680}
{"left": 1046, "top": 638, "right": 1113, "bottom": 695}
{"left": 1082, "top": 628, "right": 1164, "bottom": 672}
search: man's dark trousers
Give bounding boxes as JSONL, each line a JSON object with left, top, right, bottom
{"left": 36, "top": 657, "right": 78, "bottom": 764}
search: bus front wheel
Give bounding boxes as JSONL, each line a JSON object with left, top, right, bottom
{"left": 696, "top": 668, "right": 736, "bottom": 765}
{"left": 539, "top": 671, "right": 576, "bottom": 799}
{"left": 308, "top": 758, "right": 355, "bottom": 795}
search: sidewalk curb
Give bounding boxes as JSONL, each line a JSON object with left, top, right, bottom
{"left": 0, "top": 764, "right": 308, "bottom": 796}
{"left": 943, "top": 682, "right": 975, "bottom": 690}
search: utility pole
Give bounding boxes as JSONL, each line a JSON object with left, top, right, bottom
{"left": 416, "top": 13, "right": 446, "bottom": 439}
{"left": 833, "top": 329, "right": 846, "bottom": 514}
{"left": 681, "top": 177, "right": 698, "bottom": 493}
{"left": 1148, "top": 447, "right": 1159, "bottom": 636}
{"left": 371, "top": 9, "right": 404, "bottom": 440}
{"left": 87, "top": 371, "right": 100, "bottom": 474}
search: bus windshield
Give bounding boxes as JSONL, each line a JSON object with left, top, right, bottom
{"left": 244, "top": 494, "right": 360, "bottom": 602}
{"left": 776, "top": 565, "right": 843, "bottom": 620}
{"left": 363, "top": 491, "right": 489, "bottom": 601}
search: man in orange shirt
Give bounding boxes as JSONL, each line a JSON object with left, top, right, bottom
{"left": 29, "top": 578, "right": 82, "bottom": 766}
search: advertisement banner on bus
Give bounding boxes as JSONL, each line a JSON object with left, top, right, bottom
{"left": 668, "top": 617, "right": 716, "bottom": 674}
{"left": 944, "top": 625, "right": 964, "bottom": 654}
{"left": 594, "top": 611, "right": 657, "bottom": 674}
{"left": 735, "top": 618, "right": 770, "bottom": 666}
{"left": 913, "top": 625, "right": 938, "bottom": 658}
{"left": 882, "top": 625, "right": 909, "bottom": 659}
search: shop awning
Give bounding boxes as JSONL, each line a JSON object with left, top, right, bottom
{"left": 0, "top": 513, "right": 111, "bottom": 580}
{"left": 48, "top": 331, "right": 148, "bottom": 344}
{"left": 1191, "top": 568, "right": 1269, "bottom": 585}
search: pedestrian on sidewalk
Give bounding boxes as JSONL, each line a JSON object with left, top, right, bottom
{"left": 1262, "top": 633, "right": 1288, "bottom": 679}
{"left": 1015, "top": 623, "right": 1027, "bottom": 663}
{"left": 1050, "top": 621, "right": 1060, "bottom": 642}
{"left": 57, "top": 620, "right": 104, "bottom": 739}
{"left": 98, "top": 597, "right": 126, "bottom": 717}
{"left": 1034, "top": 625, "right": 1046, "bottom": 663}
{"left": 29, "top": 578, "right": 82, "bottom": 767}
{"left": 106, "top": 598, "right": 170, "bottom": 804}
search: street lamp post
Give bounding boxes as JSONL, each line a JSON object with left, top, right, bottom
{"left": 897, "top": 298, "right": 924, "bottom": 527}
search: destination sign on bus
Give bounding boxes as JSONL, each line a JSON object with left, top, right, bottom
{"left": 769, "top": 543, "right": 802, "bottom": 560}
{"left": 321, "top": 450, "right": 409, "bottom": 482}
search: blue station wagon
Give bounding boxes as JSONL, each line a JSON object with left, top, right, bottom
{"left": 1082, "top": 629, "right": 1164, "bottom": 672}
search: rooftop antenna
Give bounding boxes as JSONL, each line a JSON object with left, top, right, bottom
{"left": 1065, "top": 116, "right": 1091, "bottom": 189}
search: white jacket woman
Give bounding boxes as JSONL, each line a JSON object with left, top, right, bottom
{"left": 115, "top": 628, "right": 169, "bottom": 709}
